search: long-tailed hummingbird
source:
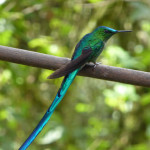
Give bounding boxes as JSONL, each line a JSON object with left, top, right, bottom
{"left": 19, "top": 26, "right": 131, "bottom": 150}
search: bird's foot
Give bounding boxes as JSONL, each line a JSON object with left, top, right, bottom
{"left": 93, "top": 62, "right": 102, "bottom": 68}
{"left": 88, "top": 62, "right": 101, "bottom": 70}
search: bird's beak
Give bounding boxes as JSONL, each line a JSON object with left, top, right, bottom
{"left": 117, "top": 30, "right": 132, "bottom": 33}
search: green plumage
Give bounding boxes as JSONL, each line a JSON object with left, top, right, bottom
{"left": 19, "top": 26, "right": 131, "bottom": 150}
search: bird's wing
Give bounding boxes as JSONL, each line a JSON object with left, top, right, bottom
{"left": 48, "top": 48, "right": 92, "bottom": 79}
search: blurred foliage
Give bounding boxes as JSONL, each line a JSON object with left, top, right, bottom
{"left": 0, "top": 0, "right": 150, "bottom": 150}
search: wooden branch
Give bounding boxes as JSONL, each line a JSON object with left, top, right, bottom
{"left": 0, "top": 45, "right": 150, "bottom": 87}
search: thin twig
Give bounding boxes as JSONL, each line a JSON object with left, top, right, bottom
{"left": 0, "top": 45, "right": 150, "bottom": 87}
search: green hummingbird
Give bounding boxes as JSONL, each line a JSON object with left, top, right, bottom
{"left": 19, "top": 26, "right": 131, "bottom": 150}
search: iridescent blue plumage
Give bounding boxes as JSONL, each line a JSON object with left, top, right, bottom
{"left": 19, "top": 26, "right": 131, "bottom": 149}
{"left": 19, "top": 70, "right": 79, "bottom": 150}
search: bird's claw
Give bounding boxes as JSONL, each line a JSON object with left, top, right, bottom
{"left": 88, "top": 62, "right": 101, "bottom": 70}
{"left": 93, "top": 62, "right": 101, "bottom": 68}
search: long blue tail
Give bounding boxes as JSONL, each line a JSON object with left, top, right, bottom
{"left": 19, "top": 69, "right": 79, "bottom": 150}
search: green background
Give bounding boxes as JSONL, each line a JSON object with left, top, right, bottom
{"left": 0, "top": 0, "right": 150, "bottom": 149}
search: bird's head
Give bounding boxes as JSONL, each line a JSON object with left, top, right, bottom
{"left": 92, "top": 26, "right": 132, "bottom": 42}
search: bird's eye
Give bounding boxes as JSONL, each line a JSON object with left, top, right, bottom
{"left": 104, "top": 30, "right": 111, "bottom": 33}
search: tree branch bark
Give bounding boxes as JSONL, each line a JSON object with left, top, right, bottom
{"left": 0, "top": 45, "right": 150, "bottom": 87}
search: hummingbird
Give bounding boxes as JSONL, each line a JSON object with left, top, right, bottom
{"left": 19, "top": 26, "right": 131, "bottom": 150}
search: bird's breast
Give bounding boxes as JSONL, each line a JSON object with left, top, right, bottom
{"left": 89, "top": 41, "right": 104, "bottom": 62}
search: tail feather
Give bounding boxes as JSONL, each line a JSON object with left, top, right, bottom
{"left": 19, "top": 69, "right": 79, "bottom": 150}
